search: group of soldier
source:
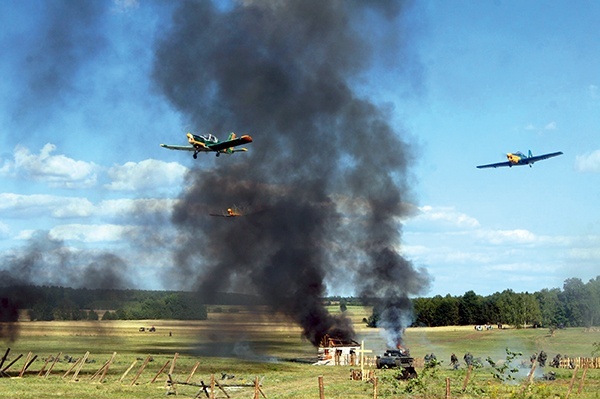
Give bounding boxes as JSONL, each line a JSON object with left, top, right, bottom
{"left": 444, "top": 350, "right": 571, "bottom": 370}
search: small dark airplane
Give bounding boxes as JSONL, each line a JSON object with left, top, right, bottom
{"left": 161, "top": 132, "right": 252, "bottom": 158}
{"left": 209, "top": 207, "right": 243, "bottom": 218}
{"left": 477, "top": 150, "right": 563, "bottom": 169}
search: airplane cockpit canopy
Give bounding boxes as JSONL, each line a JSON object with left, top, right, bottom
{"left": 199, "top": 134, "right": 219, "bottom": 143}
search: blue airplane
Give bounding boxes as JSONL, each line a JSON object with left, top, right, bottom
{"left": 477, "top": 150, "right": 563, "bottom": 169}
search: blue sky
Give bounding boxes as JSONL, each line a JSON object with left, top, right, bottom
{"left": 1, "top": 0, "right": 599, "bottom": 297}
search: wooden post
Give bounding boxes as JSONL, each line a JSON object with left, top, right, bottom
{"left": 372, "top": 376, "right": 378, "bottom": 399}
{"left": 150, "top": 360, "right": 170, "bottom": 383}
{"left": 577, "top": 362, "right": 589, "bottom": 394}
{"left": 445, "top": 377, "right": 451, "bottom": 399}
{"left": 90, "top": 352, "right": 117, "bottom": 382}
{"left": 99, "top": 352, "right": 117, "bottom": 382}
{"left": 520, "top": 360, "right": 536, "bottom": 394}
{"left": 565, "top": 366, "right": 579, "bottom": 399}
{"left": 168, "top": 353, "right": 179, "bottom": 376}
{"left": 357, "top": 341, "right": 372, "bottom": 381}
{"left": 0, "top": 348, "right": 9, "bottom": 370}
{"left": 461, "top": 365, "right": 472, "bottom": 392}
{"left": 19, "top": 352, "right": 33, "bottom": 377}
{"left": 2, "top": 353, "right": 23, "bottom": 374}
{"left": 210, "top": 373, "right": 215, "bottom": 399}
{"left": 71, "top": 351, "right": 90, "bottom": 381}
{"left": 167, "top": 373, "right": 177, "bottom": 395}
{"left": 251, "top": 376, "right": 267, "bottom": 399}
{"left": 186, "top": 361, "right": 200, "bottom": 383}
{"left": 45, "top": 352, "right": 61, "bottom": 378}
{"left": 254, "top": 376, "right": 260, "bottom": 399}
{"left": 37, "top": 356, "right": 51, "bottom": 377}
{"left": 62, "top": 358, "right": 81, "bottom": 379}
{"left": 119, "top": 360, "right": 137, "bottom": 383}
{"left": 214, "top": 378, "right": 231, "bottom": 398}
{"left": 318, "top": 375, "right": 325, "bottom": 399}
{"left": 130, "top": 355, "right": 151, "bottom": 385}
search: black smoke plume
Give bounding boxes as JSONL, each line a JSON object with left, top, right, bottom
{"left": 154, "top": 0, "right": 430, "bottom": 347}
{"left": 0, "top": 232, "right": 132, "bottom": 341}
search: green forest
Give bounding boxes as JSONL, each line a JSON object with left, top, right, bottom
{"left": 365, "top": 276, "right": 600, "bottom": 329}
{"left": 1, "top": 276, "right": 599, "bottom": 327}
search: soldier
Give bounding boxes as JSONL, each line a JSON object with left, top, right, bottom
{"left": 537, "top": 350, "right": 547, "bottom": 367}
{"left": 450, "top": 353, "right": 459, "bottom": 369}
{"left": 463, "top": 352, "right": 473, "bottom": 367}
{"left": 551, "top": 354, "right": 561, "bottom": 368}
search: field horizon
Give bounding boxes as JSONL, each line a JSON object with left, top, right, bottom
{"left": 1, "top": 305, "right": 599, "bottom": 398}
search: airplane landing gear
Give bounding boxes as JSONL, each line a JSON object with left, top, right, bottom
{"left": 193, "top": 153, "right": 198, "bottom": 159}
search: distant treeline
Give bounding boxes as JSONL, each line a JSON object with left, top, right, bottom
{"left": 0, "top": 286, "right": 211, "bottom": 321}
{"left": 2, "top": 276, "right": 599, "bottom": 326}
{"left": 365, "top": 277, "right": 600, "bottom": 329}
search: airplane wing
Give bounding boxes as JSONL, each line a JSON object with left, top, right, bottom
{"left": 476, "top": 161, "right": 512, "bottom": 169}
{"left": 207, "top": 135, "right": 253, "bottom": 151}
{"left": 160, "top": 144, "right": 196, "bottom": 152}
{"left": 525, "top": 151, "right": 563, "bottom": 163}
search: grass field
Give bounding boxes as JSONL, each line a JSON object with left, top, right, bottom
{"left": 1, "top": 305, "right": 599, "bottom": 398}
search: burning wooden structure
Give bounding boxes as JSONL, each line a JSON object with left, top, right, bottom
{"left": 316, "top": 334, "right": 360, "bottom": 366}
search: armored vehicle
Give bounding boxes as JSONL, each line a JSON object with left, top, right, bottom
{"left": 375, "top": 349, "right": 418, "bottom": 379}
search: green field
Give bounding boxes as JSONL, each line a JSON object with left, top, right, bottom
{"left": 1, "top": 305, "right": 599, "bottom": 398}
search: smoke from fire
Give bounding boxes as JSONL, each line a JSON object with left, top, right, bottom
{"left": 153, "top": 0, "right": 431, "bottom": 347}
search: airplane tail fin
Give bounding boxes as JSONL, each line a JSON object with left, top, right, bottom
{"left": 227, "top": 132, "right": 237, "bottom": 140}
{"left": 528, "top": 150, "right": 533, "bottom": 158}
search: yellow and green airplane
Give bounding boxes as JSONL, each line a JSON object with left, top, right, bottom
{"left": 161, "top": 132, "right": 252, "bottom": 158}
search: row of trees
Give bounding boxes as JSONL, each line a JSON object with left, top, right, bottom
{"left": 1, "top": 286, "right": 208, "bottom": 321}
{"left": 410, "top": 277, "right": 600, "bottom": 328}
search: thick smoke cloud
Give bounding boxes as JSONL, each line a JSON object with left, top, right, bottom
{"left": 0, "top": 232, "right": 132, "bottom": 291}
{"left": 0, "top": 232, "right": 132, "bottom": 341}
{"left": 154, "top": 0, "right": 430, "bottom": 347}
{"left": 8, "top": 2, "right": 107, "bottom": 132}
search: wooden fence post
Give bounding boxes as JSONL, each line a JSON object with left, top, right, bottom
{"left": 577, "top": 362, "right": 589, "bottom": 394}
{"left": 119, "top": 360, "right": 137, "bottom": 383}
{"left": 318, "top": 375, "right": 325, "bottom": 399}
{"left": 44, "top": 352, "right": 61, "bottom": 378}
{"left": 445, "top": 377, "right": 451, "bottom": 399}
{"left": 0, "top": 348, "right": 9, "bottom": 370}
{"left": 461, "top": 365, "right": 472, "bottom": 391}
{"left": 150, "top": 360, "right": 170, "bottom": 383}
{"left": 565, "top": 366, "right": 579, "bottom": 399}
{"left": 372, "top": 376, "right": 378, "bottom": 399}
{"left": 186, "top": 361, "right": 200, "bottom": 383}
{"left": 130, "top": 355, "right": 151, "bottom": 385}
{"left": 71, "top": 351, "right": 90, "bottom": 381}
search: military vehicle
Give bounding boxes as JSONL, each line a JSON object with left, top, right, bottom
{"left": 375, "top": 348, "right": 417, "bottom": 379}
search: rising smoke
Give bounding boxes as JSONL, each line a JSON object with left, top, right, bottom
{"left": 153, "top": 0, "right": 430, "bottom": 348}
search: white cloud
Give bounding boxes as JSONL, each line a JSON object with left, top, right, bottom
{"left": 111, "top": 0, "right": 139, "bottom": 13}
{"left": 49, "top": 224, "right": 134, "bottom": 243}
{"left": 0, "top": 193, "right": 95, "bottom": 218}
{"left": 524, "top": 122, "right": 557, "bottom": 132}
{"left": 1, "top": 144, "right": 99, "bottom": 188}
{"left": 476, "top": 229, "right": 537, "bottom": 245}
{"left": 414, "top": 205, "right": 480, "bottom": 228}
{"left": 575, "top": 150, "right": 600, "bottom": 172}
{"left": 105, "top": 159, "right": 187, "bottom": 191}
{"left": 0, "top": 221, "right": 10, "bottom": 239}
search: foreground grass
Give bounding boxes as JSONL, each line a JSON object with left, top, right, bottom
{"left": 1, "top": 306, "right": 600, "bottom": 398}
